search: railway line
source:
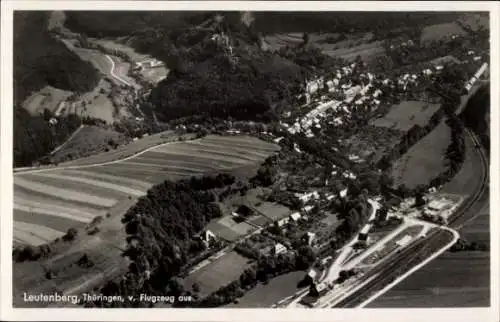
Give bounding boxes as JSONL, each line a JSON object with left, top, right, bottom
{"left": 333, "top": 127, "right": 489, "bottom": 307}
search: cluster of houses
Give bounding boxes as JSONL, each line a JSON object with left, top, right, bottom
{"left": 286, "top": 46, "right": 488, "bottom": 141}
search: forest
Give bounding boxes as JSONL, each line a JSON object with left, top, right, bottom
{"left": 85, "top": 175, "right": 236, "bottom": 307}
{"left": 14, "top": 11, "right": 100, "bottom": 105}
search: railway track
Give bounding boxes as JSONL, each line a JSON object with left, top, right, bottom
{"left": 333, "top": 128, "right": 488, "bottom": 308}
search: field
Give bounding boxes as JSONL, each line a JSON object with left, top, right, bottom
{"left": 255, "top": 202, "right": 292, "bottom": 221}
{"left": 263, "top": 32, "right": 384, "bottom": 63}
{"left": 92, "top": 38, "right": 150, "bottom": 62}
{"left": 207, "top": 215, "right": 257, "bottom": 242}
{"left": 13, "top": 135, "right": 280, "bottom": 245}
{"left": 60, "top": 38, "right": 112, "bottom": 76}
{"left": 21, "top": 86, "right": 72, "bottom": 115}
{"left": 390, "top": 120, "right": 451, "bottom": 190}
{"left": 458, "top": 13, "right": 489, "bottom": 32}
{"left": 141, "top": 66, "right": 169, "bottom": 84}
{"left": 320, "top": 40, "right": 384, "bottom": 63}
{"left": 181, "top": 251, "right": 253, "bottom": 299}
{"left": 420, "top": 21, "right": 467, "bottom": 43}
{"left": 370, "top": 100, "right": 441, "bottom": 132}
{"left": 226, "top": 271, "right": 307, "bottom": 307}
{"left": 50, "top": 125, "right": 130, "bottom": 164}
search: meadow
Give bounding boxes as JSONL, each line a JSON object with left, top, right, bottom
{"left": 390, "top": 120, "right": 451, "bottom": 190}
{"left": 370, "top": 100, "right": 441, "bottom": 132}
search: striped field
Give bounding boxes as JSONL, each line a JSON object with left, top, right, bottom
{"left": 13, "top": 135, "right": 280, "bottom": 245}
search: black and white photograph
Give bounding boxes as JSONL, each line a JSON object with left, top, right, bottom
{"left": 1, "top": 1, "right": 498, "bottom": 321}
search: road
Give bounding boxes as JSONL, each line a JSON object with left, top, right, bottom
{"left": 105, "top": 55, "right": 135, "bottom": 88}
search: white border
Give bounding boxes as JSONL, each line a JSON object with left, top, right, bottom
{"left": 1, "top": 2, "right": 499, "bottom": 321}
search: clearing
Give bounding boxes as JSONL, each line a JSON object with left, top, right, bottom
{"left": 21, "top": 86, "right": 72, "bottom": 116}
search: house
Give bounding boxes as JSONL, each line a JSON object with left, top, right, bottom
{"left": 290, "top": 212, "right": 302, "bottom": 222}
{"left": 303, "top": 232, "right": 316, "bottom": 246}
{"left": 273, "top": 137, "right": 284, "bottom": 143}
{"left": 275, "top": 217, "right": 290, "bottom": 227}
{"left": 309, "top": 281, "right": 329, "bottom": 297}
{"left": 295, "top": 191, "right": 320, "bottom": 203}
{"left": 273, "top": 242, "right": 287, "bottom": 255}
{"left": 303, "top": 205, "right": 314, "bottom": 213}
{"left": 201, "top": 230, "right": 217, "bottom": 248}
{"left": 307, "top": 268, "right": 318, "bottom": 281}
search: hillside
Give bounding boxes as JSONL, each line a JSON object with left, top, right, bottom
{"left": 149, "top": 43, "right": 304, "bottom": 122}
{"left": 14, "top": 11, "right": 100, "bottom": 105}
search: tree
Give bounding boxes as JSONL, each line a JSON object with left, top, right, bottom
{"left": 303, "top": 33, "right": 310, "bottom": 45}
{"left": 63, "top": 227, "right": 78, "bottom": 241}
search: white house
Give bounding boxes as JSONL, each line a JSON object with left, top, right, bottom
{"left": 303, "top": 205, "right": 314, "bottom": 213}
{"left": 276, "top": 217, "right": 290, "bottom": 227}
{"left": 305, "top": 232, "right": 316, "bottom": 246}
{"left": 290, "top": 212, "right": 302, "bottom": 222}
{"left": 273, "top": 242, "right": 288, "bottom": 255}
{"left": 201, "top": 230, "right": 217, "bottom": 247}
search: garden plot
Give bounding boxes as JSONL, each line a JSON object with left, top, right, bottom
{"left": 182, "top": 251, "right": 253, "bottom": 299}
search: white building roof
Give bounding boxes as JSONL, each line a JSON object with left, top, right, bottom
{"left": 290, "top": 212, "right": 302, "bottom": 221}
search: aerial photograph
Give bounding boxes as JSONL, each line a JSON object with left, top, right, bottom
{"left": 11, "top": 10, "right": 490, "bottom": 309}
